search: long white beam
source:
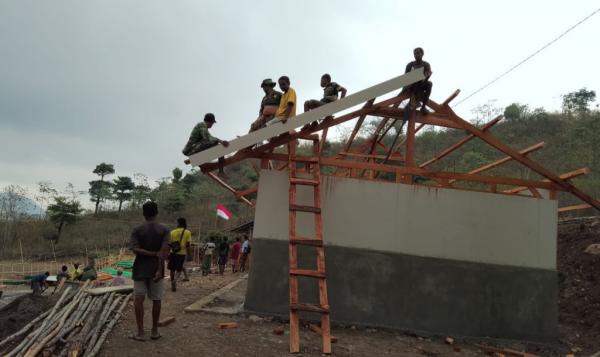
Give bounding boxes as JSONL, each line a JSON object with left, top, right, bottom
{"left": 188, "top": 68, "right": 425, "bottom": 166}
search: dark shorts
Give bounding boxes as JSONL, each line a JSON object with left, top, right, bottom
{"left": 218, "top": 255, "right": 228, "bottom": 265}
{"left": 167, "top": 253, "right": 186, "bottom": 272}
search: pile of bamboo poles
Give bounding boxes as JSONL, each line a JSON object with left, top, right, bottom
{"left": 0, "top": 281, "right": 132, "bottom": 357}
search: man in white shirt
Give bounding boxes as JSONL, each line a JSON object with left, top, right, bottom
{"left": 202, "top": 237, "right": 216, "bottom": 276}
{"left": 239, "top": 236, "right": 251, "bottom": 272}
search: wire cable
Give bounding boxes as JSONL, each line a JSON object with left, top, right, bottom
{"left": 455, "top": 6, "right": 600, "bottom": 107}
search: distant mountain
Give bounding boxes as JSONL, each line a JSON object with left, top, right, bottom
{"left": 0, "top": 193, "right": 42, "bottom": 217}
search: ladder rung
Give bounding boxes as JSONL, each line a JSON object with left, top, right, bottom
{"left": 290, "top": 238, "right": 323, "bottom": 247}
{"left": 290, "top": 205, "right": 321, "bottom": 213}
{"left": 290, "top": 303, "right": 330, "bottom": 313}
{"left": 290, "top": 156, "right": 319, "bottom": 163}
{"left": 290, "top": 269, "right": 326, "bottom": 278}
{"left": 290, "top": 178, "right": 319, "bottom": 186}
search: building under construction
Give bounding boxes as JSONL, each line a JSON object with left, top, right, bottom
{"left": 186, "top": 69, "right": 600, "bottom": 354}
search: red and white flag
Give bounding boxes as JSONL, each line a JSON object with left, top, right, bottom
{"left": 216, "top": 203, "right": 231, "bottom": 220}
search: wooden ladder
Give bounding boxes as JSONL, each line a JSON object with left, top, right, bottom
{"left": 287, "top": 134, "right": 332, "bottom": 354}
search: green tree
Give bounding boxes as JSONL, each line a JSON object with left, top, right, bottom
{"left": 172, "top": 167, "right": 183, "bottom": 183}
{"left": 113, "top": 176, "right": 135, "bottom": 211}
{"left": 562, "top": 88, "right": 596, "bottom": 115}
{"left": 46, "top": 196, "right": 83, "bottom": 243}
{"left": 88, "top": 180, "right": 112, "bottom": 213}
{"left": 90, "top": 163, "right": 115, "bottom": 214}
{"left": 503, "top": 103, "right": 529, "bottom": 121}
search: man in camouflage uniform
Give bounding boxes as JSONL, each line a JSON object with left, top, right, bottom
{"left": 249, "top": 78, "right": 282, "bottom": 132}
{"left": 304, "top": 73, "right": 347, "bottom": 112}
{"left": 182, "top": 113, "right": 229, "bottom": 156}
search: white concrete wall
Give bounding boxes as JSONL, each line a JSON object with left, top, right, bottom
{"left": 253, "top": 170, "right": 557, "bottom": 270}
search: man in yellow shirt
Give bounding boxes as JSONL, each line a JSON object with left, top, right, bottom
{"left": 167, "top": 217, "right": 192, "bottom": 292}
{"left": 274, "top": 76, "right": 297, "bottom": 124}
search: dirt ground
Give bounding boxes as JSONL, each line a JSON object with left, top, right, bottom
{"left": 2, "top": 218, "right": 599, "bottom": 356}
{"left": 557, "top": 218, "right": 600, "bottom": 355}
{"left": 99, "top": 273, "right": 487, "bottom": 357}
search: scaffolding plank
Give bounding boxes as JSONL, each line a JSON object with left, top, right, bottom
{"left": 188, "top": 69, "right": 425, "bottom": 167}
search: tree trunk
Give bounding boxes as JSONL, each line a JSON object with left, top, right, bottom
{"left": 118, "top": 200, "right": 123, "bottom": 212}
{"left": 94, "top": 196, "right": 100, "bottom": 215}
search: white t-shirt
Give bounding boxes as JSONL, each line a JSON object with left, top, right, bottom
{"left": 242, "top": 240, "right": 250, "bottom": 253}
{"left": 204, "top": 242, "right": 216, "bottom": 255}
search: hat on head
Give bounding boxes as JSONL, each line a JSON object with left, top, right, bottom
{"left": 204, "top": 113, "right": 216, "bottom": 123}
{"left": 260, "top": 78, "right": 277, "bottom": 88}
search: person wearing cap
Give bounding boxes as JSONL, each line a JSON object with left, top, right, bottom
{"left": 304, "top": 73, "right": 347, "bottom": 112}
{"left": 249, "top": 78, "right": 282, "bottom": 132}
{"left": 182, "top": 113, "right": 229, "bottom": 156}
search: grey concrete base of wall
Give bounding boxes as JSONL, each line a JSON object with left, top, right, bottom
{"left": 244, "top": 238, "right": 558, "bottom": 342}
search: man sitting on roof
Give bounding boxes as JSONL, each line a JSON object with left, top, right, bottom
{"left": 267, "top": 76, "right": 297, "bottom": 125}
{"left": 182, "top": 113, "right": 229, "bottom": 156}
{"left": 249, "top": 78, "right": 282, "bottom": 132}
{"left": 404, "top": 47, "right": 433, "bottom": 114}
{"left": 304, "top": 73, "right": 347, "bottom": 112}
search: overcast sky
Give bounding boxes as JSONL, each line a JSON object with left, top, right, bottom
{"left": 1, "top": 1, "right": 599, "bottom": 207}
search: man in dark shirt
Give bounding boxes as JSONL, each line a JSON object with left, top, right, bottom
{"left": 404, "top": 47, "right": 433, "bottom": 114}
{"left": 304, "top": 73, "right": 347, "bottom": 112}
{"left": 217, "top": 238, "right": 230, "bottom": 274}
{"left": 30, "top": 272, "right": 49, "bottom": 295}
{"left": 129, "top": 201, "right": 170, "bottom": 341}
{"left": 249, "top": 78, "right": 282, "bottom": 132}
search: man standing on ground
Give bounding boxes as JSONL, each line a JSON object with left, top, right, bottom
{"left": 304, "top": 73, "right": 347, "bottom": 112}
{"left": 168, "top": 217, "right": 191, "bottom": 292}
{"left": 218, "top": 238, "right": 230, "bottom": 274}
{"left": 249, "top": 79, "right": 282, "bottom": 132}
{"left": 404, "top": 47, "right": 433, "bottom": 114}
{"left": 272, "top": 76, "right": 297, "bottom": 124}
{"left": 239, "top": 235, "right": 251, "bottom": 272}
{"left": 202, "top": 237, "right": 216, "bottom": 276}
{"left": 129, "top": 201, "right": 170, "bottom": 342}
{"left": 230, "top": 237, "right": 242, "bottom": 273}
{"left": 182, "top": 113, "right": 229, "bottom": 156}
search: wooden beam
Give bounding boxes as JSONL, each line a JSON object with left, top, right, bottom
{"left": 503, "top": 168, "right": 590, "bottom": 194}
{"left": 235, "top": 186, "right": 258, "bottom": 198}
{"left": 448, "top": 142, "right": 545, "bottom": 184}
{"left": 419, "top": 115, "right": 504, "bottom": 168}
{"left": 559, "top": 203, "right": 593, "bottom": 212}
{"left": 344, "top": 99, "right": 375, "bottom": 152}
{"left": 404, "top": 114, "right": 416, "bottom": 183}
{"left": 370, "top": 108, "right": 463, "bottom": 129}
{"left": 442, "top": 89, "right": 461, "bottom": 106}
{"left": 206, "top": 172, "right": 254, "bottom": 207}
{"left": 338, "top": 151, "right": 404, "bottom": 161}
{"left": 445, "top": 107, "right": 600, "bottom": 211}
{"left": 255, "top": 153, "right": 563, "bottom": 191}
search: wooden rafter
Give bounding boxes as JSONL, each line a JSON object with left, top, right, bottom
{"left": 448, "top": 142, "right": 545, "bottom": 184}
{"left": 419, "top": 115, "right": 504, "bottom": 168}
{"left": 440, "top": 104, "right": 600, "bottom": 210}
{"left": 503, "top": 168, "right": 589, "bottom": 194}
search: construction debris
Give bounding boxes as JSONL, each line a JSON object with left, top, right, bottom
{"left": 584, "top": 243, "right": 600, "bottom": 255}
{"left": 158, "top": 316, "right": 176, "bottom": 327}
{"left": 217, "top": 322, "right": 238, "bottom": 329}
{"left": 0, "top": 281, "right": 132, "bottom": 357}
